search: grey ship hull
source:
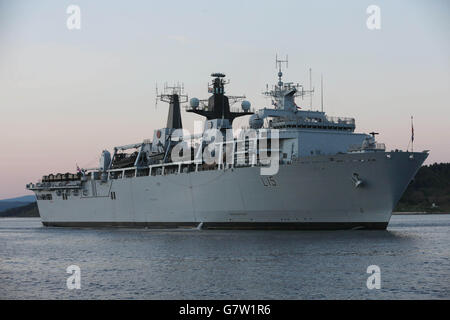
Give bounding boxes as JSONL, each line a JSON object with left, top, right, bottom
{"left": 35, "top": 151, "right": 427, "bottom": 230}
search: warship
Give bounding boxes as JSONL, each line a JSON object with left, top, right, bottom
{"left": 26, "top": 58, "right": 428, "bottom": 229}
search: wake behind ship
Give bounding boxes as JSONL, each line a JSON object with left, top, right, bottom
{"left": 26, "top": 59, "right": 428, "bottom": 230}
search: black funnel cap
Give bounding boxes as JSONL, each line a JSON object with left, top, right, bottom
{"left": 166, "top": 94, "right": 183, "bottom": 129}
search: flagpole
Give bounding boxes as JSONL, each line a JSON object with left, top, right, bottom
{"left": 411, "top": 116, "right": 414, "bottom": 153}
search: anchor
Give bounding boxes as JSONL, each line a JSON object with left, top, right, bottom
{"left": 352, "top": 173, "right": 363, "bottom": 188}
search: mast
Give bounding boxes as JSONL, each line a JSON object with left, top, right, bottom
{"left": 321, "top": 74, "right": 323, "bottom": 113}
{"left": 309, "top": 68, "right": 312, "bottom": 110}
{"left": 156, "top": 83, "right": 188, "bottom": 130}
{"left": 262, "top": 55, "right": 315, "bottom": 112}
{"left": 411, "top": 115, "right": 414, "bottom": 153}
{"left": 186, "top": 73, "right": 251, "bottom": 124}
{"left": 275, "top": 54, "right": 288, "bottom": 88}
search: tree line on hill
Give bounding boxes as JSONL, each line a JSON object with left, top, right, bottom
{"left": 395, "top": 162, "right": 450, "bottom": 212}
{"left": 0, "top": 202, "right": 39, "bottom": 217}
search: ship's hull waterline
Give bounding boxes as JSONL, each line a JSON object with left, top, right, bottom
{"left": 35, "top": 151, "right": 427, "bottom": 230}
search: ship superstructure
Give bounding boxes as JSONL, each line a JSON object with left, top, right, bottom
{"left": 26, "top": 59, "right": 429, "bottom": 229}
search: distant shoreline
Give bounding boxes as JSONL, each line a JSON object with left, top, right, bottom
{"left": 393, "top": 212, "right": 449, "bottom": 215}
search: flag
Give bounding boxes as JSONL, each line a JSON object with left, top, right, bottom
{"left": 76, "top": 164, "right": 81, "bottom": 173}
{"left": 411, "top": 116, "right": 414, "bottom": 142}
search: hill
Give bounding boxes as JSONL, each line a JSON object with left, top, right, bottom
{"left": 0, "top": 195, "right": 37, "bottom": 212}
{"left": 0, "top": 201, "right": 32, "bottom": 212}
{"left": 0, "top": 202, "right": 40, "bottom": 217}
{"left": 395, "top": 162, "right": 450, "bottom": 212}
{"left": 0, "top": 195, "right": 36, "bottom": 203}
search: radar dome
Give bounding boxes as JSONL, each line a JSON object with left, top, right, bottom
{"left": 241, "top": 100, "right": 251, "bottom": 112}
{"left": 189, "top": 97, "right": 199, "bottom": 109}
{"left": 249, "top": 114, "right": 263, "bottom": 129}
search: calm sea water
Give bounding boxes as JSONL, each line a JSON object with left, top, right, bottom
{"left": 0, "top": 215, "right": 449, "bottom": 300}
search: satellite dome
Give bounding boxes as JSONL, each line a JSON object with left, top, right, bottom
{"left": 189, "top": 97, "right": 199, "bottom": 109}
{"left": 241, "top": 100, "right": 251, "bottom": 112}
{"left": 249, "top": 114, "right": 263, "bottom": 129}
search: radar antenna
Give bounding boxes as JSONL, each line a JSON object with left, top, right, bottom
{"left": 155, "top": 82, "right": 187, "bottom": 131}
{"left": 262, "top": 56, "right": 315, "bottom": 111}
{"left": 156, "top": 82, "right": 188, "bottom": 104}
{"left": 275, "top": 54, "right": 288, "bottom": 87}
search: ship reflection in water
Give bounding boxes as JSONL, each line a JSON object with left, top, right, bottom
{"left": 0, "top": 214, "right": 449, "bottom": 299}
